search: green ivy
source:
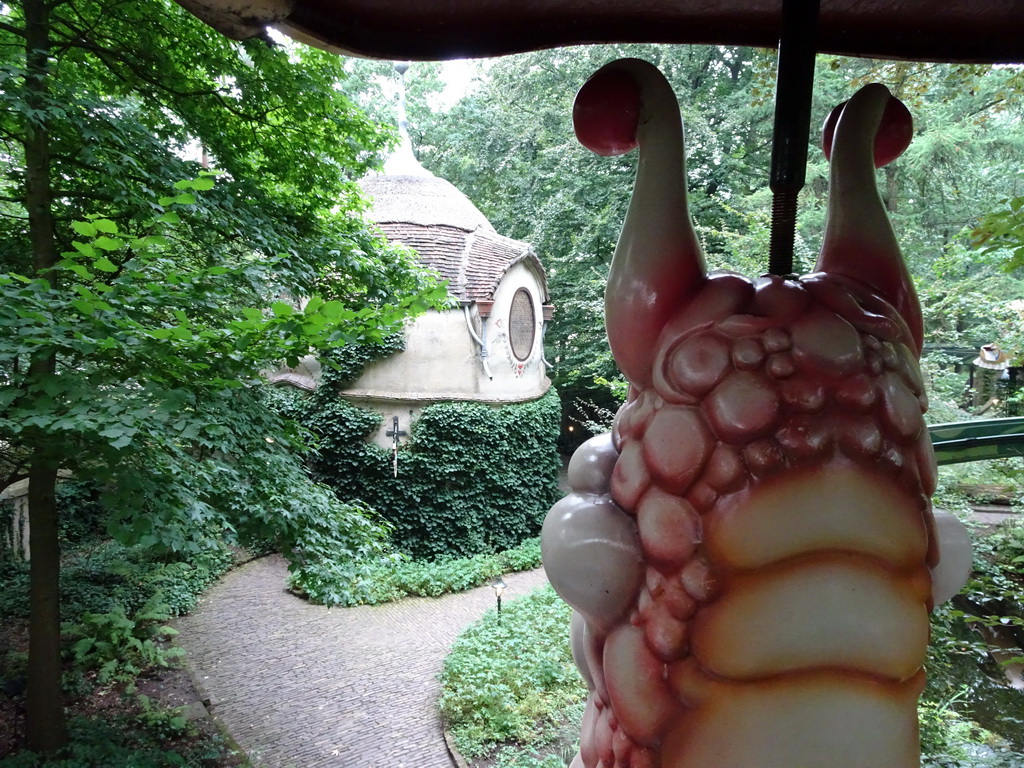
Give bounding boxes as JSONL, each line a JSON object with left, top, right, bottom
{"left": 325, "top": 333, "right": 407, "bottom": 388}
{"left": 297, "top": 388, "right": 562, "bottom": 560}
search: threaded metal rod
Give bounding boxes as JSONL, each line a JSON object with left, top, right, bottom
{"left": 768, "top": 0, "right": 820, "bottom": 276}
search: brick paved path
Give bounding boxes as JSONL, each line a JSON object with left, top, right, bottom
{"left": 175, "top": 556, "right": 549, "bottom": 768}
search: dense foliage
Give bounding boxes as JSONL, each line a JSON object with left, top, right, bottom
{"left": 292, "top": 387, "right": 562, "bottom": 559}
{"left": 290, "top": 536, "right": 543, "bottom": 607}
{"left": 0, "top": 714, "right": 235, "bottom": 768}
{"left": 0, "top": 0, "right": 445, "bottom": 750}
{"left": 0, "top": 531, "right": 240, "bottom": 766}
{"left": 0, "top": 538, "right": 234, "bottom": 623}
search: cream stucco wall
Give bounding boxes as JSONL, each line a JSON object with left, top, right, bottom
{"left": 340, "top": 261, "right": 551, "bottom": 448}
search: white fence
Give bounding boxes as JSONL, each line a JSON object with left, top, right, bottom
{"left": 1, "top": 479, "right": 30, "bottom": 561}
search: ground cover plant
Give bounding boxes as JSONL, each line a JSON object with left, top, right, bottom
{"left": 0, "top": 714, "right": 242, "bottom": 768}
{"left": 290, "top": 536, "right": 543, "bottom": 607}
{"left": 439, "top": 585, "right": 585, "bottom": 764}
{"left": 0, "top": 483, "right": 245, "bottom": 766}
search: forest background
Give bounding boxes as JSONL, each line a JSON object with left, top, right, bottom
{"left": 361, "top": 48, "right": 1024, "bottom": 428}
{"left": 3, "top": 0, "right": 1024, "bottom": 759}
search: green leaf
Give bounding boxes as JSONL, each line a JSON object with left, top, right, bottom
{"left": 173, "top": 192, "right": 197, "bottom": 205}
{"left": 94, "top": 236, "right": 124, "bottom": 252}
{"left": 71, "top": 298, "right": 95, "bottom": 315}
{"left": 65, "top": 263, "right": 94, "bottom": 279}
{"left": 93, "top": 257, "right": 118, "bottom": 273}
{"left": 72, "top": 221, "right": 97, "bottom": 237}
{"left": 320, "top": 300, "right": 345, "bottom": 320}
{"left": 156, "top": 211, "right": 180, "bottom": 224}
{"left": 93, "top": 219, "right": 119, "bottom": 234}
{"left": 191, "top": 177, "right": 215, "bottom": 191}
{"left": 271, "top": 301, "right": 294, "bottom": 318}
{"left": 73, "top": 240, "right": 98, "bottom": 258}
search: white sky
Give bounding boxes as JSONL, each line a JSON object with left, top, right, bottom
{"left": 438, "top": 59, "right": 481, "bottom": 109}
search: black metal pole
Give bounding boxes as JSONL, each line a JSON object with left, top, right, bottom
{"left": 768, "top": 0, "right": 821, "bottom": 276}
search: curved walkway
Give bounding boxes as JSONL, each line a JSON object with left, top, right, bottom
{"left": 175, "top": 555, "right": 549, "bottom": 768}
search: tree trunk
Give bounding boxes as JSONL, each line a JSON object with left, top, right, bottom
{"left": 25, "top": 454, "right": 65, "bottom": 753}
{"left": 23, "top": 0, "right": 67, "bottom": 753}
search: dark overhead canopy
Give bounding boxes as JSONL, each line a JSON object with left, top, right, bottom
{"left": 177, "top": 0, "right": 1024, "bottom": 63}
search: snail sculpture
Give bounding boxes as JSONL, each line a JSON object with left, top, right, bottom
{"left": 541, "top": 59, "right": 973, "bottom": 768}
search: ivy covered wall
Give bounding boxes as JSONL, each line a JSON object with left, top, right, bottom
{"left": 277, "top": 341, "right": 563, "bottom": 559}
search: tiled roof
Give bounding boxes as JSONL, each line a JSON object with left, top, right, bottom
{"left": 360, "top": 167, "right": 547, "bottom": 302}
{"left": 372, "top": 221, "right": 547, "bottom": 302}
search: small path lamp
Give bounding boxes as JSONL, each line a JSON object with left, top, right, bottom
{"left": 490, "top": 577, "right": 507, "bottom": 623}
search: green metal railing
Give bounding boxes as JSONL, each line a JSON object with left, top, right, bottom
{"left": 929, "top": 418, "right": 1024, "bottom": 466}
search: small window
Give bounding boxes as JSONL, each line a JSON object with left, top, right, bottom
{"left": 509, "top": 288, "right": 536, "bottom": 362}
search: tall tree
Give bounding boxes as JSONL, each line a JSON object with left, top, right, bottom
{"left": 0, "top": 0, "right": 441, "bottom": 751}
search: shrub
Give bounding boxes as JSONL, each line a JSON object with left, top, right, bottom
{"left": 292, "top": 535, "right": 544, "bottom": 607}
{"left": 279, "top": 495, "right": 394, "bottom": 606}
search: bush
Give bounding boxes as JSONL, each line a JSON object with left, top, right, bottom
{"left": 279, "top": 495, "right": 394, "bottom": 606}
{"left": 291, "top": 536, "right": 544, "bottom": 607}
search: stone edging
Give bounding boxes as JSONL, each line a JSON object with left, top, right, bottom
{"left": 443, "top": 726, "right": 471, "bottom": 768}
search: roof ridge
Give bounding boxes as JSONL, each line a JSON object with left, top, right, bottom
{"left": 455, "top": 226, "right": 481, "bottom": 301}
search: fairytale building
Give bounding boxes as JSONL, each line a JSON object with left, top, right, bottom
{"left": 270, "top": 70, "right": 553, "bottom": 448}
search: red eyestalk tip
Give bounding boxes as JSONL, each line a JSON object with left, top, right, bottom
{"left": 822, "top": 94, "right": 913, "bottom": 167}
{"left": 573, "top": 68, "right": 642, "bottom": 157}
